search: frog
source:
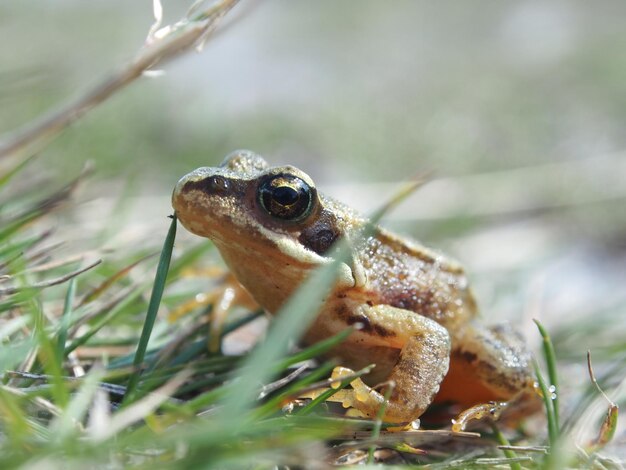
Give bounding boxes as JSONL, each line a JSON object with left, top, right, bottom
{"left": 171, "top": 149, "right": 540, "bottom": 429}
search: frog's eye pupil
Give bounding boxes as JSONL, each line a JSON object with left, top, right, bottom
{"left": 258, "top": 174, "right": 314, "bottom": 221}
{"left": 273, "top": 186, "right": 299, "bottom": 206}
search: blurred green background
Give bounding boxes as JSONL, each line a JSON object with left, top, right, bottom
{"left": 4, "top": 2, "right": 626, "bottom": 180}
{"left": 2, "top": 1, "right": 626, "bottom": 355}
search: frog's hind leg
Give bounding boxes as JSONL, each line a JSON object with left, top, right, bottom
{"left": 436, "top": 323, "right": 540, "bottom": 430}
{"left": 335, "top": 304, "right": 451, "bottom": 424}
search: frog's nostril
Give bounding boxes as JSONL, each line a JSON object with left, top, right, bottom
{"left": 179, "top": 175, "right": 230, "bottom": 195}
{"left": 208, "top": 176, "right": 229, "bottom": 193}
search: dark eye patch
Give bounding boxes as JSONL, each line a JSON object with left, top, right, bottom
{"left": 298, "top": 217, "right": 339, "bottom": 255}
{"left": 182, "top": 175, "right": 231, "bottom": 194}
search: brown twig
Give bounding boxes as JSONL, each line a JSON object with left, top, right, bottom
{"left": 257, "top": 364, "right": 312, "bottom": 399}
{"left": 67, "top": 283, "right": 142, "bottom": 337}
{"left": 0, "top": 259, "right": 101, "bottom": 295}
{"left": 78, "top": 252, "right": 157, "bottom": 307}
{"left": 0, "top": 0, "right": 240, "bottom": 160}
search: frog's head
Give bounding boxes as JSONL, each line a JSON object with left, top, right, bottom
{"left": 172, "top": 150, "right": 359, "bottom": 308}
{"left": 172, "top": 149, "right": 345, "bottom": 256}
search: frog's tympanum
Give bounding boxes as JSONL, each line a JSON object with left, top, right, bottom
{"left": 172, "top": 150, "right": 539, "bottom": 428}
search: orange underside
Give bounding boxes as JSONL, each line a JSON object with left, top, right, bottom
{"left": 434, "top": 356, "right": 505, "bottom": 406}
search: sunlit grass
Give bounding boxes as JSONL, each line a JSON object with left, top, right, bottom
{"left": 0, "top": 156, "right": 624, "bottom": 468}
{"left": 1, "top": 0, "right": 625, "bottom": 466}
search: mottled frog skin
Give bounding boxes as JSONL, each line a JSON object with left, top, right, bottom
{"left": 172, "top": 150, "right": 538, "bottom": 425}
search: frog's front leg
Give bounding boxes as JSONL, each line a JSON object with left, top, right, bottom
{"left": 335, "top": 304, "right": 451, "bottom": 424}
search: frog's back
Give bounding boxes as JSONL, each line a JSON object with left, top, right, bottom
{"left": 358, "top": 229, "right": 478, "bottom": 328}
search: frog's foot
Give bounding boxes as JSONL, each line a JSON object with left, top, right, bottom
{"left": 451, "top": 401, "right": 509, "bottom": 432}
{"left": 331, "top": 367, "right": 417, "bottom": 429}
{"left": 331, "top": 306, "right": 451, "bottom": 424}
{"left": 331, "top": 366, "right": 391, "bottom": 417}
{"left": 450, "top": 383, "right": 542, "bottom": 432}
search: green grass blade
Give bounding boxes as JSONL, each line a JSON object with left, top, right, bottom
{"left": 216, "top": 251, "right": 352, "bottom": 424}
{"left": 0, "top": 340, "right": 35, "bottom": 372}
{"left": 0, "top": 386, "right": 32, "bottom": 445}
{"left": 64, "top": 283, "right": 148, "bottom": 356}
{"left": 0, "top": 315, "right": 31, "bottom": 338}
{"left": 56, "top": 278, "right": 76, "bottom": 367}
{"left": 534, "top": 319, "right": 559, "bottom": 430}
{"left": 490, "top": 423, "right": 522, "bottom": 470}
{"left": 252, "top": 361, "right": 336, "bottom": 419}
{"left": 123, "top": 215, "right": 177, "bottom": 404}
{"left": 296, "top": 388, "right": 338, "bottom": 417}
{"left": 0, "top": 155, "right": 35, "bottom": 189}
{"left": 367, "top": 384, "right": 392, "bottom": 464}
{"left": 0, "top": 211, "right": 42, "bottom": 241}
{"left": 49, "top": 366, "right": 105, "bottom": 443}
{"left": 0, "top": 230, "right": 51, "bottom": 259}
{"left": 29, "top": 299, "right": 69, "bottom": 409}
{"left": 276, "top": 327, "right": 354, "bottom": 370}
{"left": 533, "top": 358, "right": 558, "bottom": 447}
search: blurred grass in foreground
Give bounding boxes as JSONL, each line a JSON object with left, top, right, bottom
{"left": 1, "top": 1, "right": 625, "bottom": 467}
{"left": 0, "top": 157, "right": 624, "bottom": 468}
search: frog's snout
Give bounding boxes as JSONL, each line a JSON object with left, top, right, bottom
{"left": 172, "top": 166, "right": 248, "bottom": 230}
{"left": 171, "top": 172, "right": 206, "bottom": 214}
{"left": 171, "top": 173, "right": 193, "bottom": 211}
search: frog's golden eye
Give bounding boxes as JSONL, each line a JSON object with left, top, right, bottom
{"left": 258, "top": 174, "right": 314, "bottom": 221}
